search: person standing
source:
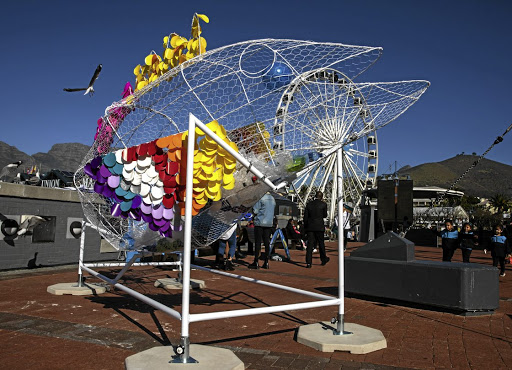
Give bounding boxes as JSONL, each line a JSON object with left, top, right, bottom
{"left": 304, "top": 191, "right": 329, "bottom": 268}
{"left": 342, "top": 205, "right": 353, "bottom": 252}
{"left": 217, "top": 223, "right": 237, "bottom": 271}
{"left": 432, "top": 219, "right": 458, "bottom": 262}
{"left": 458, "top": 222, "right": 477, "bottom": 263}
{"left": 248, "top": 192, "right": 276, "bottom": 269}
{"left": 286, "top": 218, "right": 306, "bottom": 250}
{"left": 489, "top": 224, "right": 510, "bottom": 277}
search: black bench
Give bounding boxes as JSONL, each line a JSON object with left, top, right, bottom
{"left": 345, "top": 232, "right": 499, "bottom": 315}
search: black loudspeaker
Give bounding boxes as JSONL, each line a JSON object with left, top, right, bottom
{"left": 377, "top": 179, "right": 413, "bottom": 225}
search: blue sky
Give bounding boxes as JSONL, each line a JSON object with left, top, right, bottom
{"left": 1, "top": 0, "right": 511, "bottom": 174}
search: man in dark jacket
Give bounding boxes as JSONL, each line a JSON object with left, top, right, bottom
{"left": 304, "top": 191, "right": 329, "bottom": 268}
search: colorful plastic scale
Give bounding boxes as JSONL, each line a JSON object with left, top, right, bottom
{"left": 84, "top": 120, "right": 238, "bottom": 237}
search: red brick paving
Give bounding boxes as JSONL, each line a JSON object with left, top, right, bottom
{"left": 0, "top": 242, "right": 510, "bottom": 369}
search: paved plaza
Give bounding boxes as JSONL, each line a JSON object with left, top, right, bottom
{"left": 0, "top": 242, "right": 510, "bottom": 369}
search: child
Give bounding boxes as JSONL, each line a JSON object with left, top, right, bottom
{"left": 488, "top": 224, "right": 510, "bottom": 277}
{"left": 285, "top": 219, "right": 306, "bottom": 250}
{"left": 458, "top": 222, "right": 477, "bottom": 263}
{"left": 433, "top": 219, "right": 458, "bottom": 262}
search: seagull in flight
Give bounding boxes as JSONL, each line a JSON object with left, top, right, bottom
{"left": 64, "top": 64, "right": 102, "bottom": 96}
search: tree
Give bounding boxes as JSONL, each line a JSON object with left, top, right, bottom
{"left": 489, "top": 193, "right": 512, "bottom": 215}
{"left": 471, "top": 207, "right": 501, "bottom": 230}
{"left": 460, "top": 195, "right": 480, "bottom": 213}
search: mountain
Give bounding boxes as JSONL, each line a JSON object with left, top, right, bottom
{"left": 0, "top": 142, "right": 90, "bottom": 174}
{"left": 1, "top": 141, "right": 511, "bottom": 198}
{"left": 398, "top": 155, "right": 512, "bottom": 198}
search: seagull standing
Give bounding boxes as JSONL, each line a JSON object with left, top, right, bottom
{"left": 17, "top": 216, "right": 47, "bottom": 236}
{"left": 0, "top": 160, "right": 23, "bottom": 182}
{"left": 63, "top": 64, "right": 102, "bottom": 96}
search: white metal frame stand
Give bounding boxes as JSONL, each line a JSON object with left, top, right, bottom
{"left": 73, "top": 113, "right": 385, "bottom": 366}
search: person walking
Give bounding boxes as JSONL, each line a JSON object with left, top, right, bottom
{"left": 304, "top": 191, "right": 329, "bottom": 268}
{"left": 248, "top": 191, "right": 276, "bottom": 269}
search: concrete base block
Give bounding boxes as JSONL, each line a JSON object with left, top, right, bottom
{"left": 297, "top": 322, "right": 387, "bottom": 354}
{"left": 154, "top": 278, "right": 205, "bottom": 290}
{"left": 47, "top": 282, "right": 106, "bottom": 295}
{"left": 125, "top": 345, "right": 244, "bottom": 370}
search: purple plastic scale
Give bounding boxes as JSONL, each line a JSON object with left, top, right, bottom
{"left": 94, "top": 182, "right": 105, "bottom": 194}
{"left": 131, "top": 195, "right": 142, "bottom": 209}
{"left": 163, "top": 229, "right": 173, "bottom": 237}
{"left": 141, "top": 213, "right": 153, "bottom": 223}
{"left": 160, "top": 220, "right": 171, "bottom": 232}
{"left": 91, "top": 156, "right": 102, "bottom": 169}
{"left": 96, "top": 173, "right": 107, "bottom": 184}
{"left": 129, "top": 209, "right": 141, "bottom": 221}
{"left": 99, "top": 165, "right": 111, "bottom": 178}
{"left": 140, "top": 201, "right": 152, "bottom": 214}
{"left": 107, "top": 175, "right": 120, "bottom": 188}
{"left": 172, "top": 222, "right": 183, "bottom": 232}
{"left": 84, "top": 163, "right": 95, "bottom": 178}
{"left": 102, "top": 186, "right": 114, "bottom": 199}
{"left": 152, "top": 204, "right": 164, "bottom": 219}
{"left": 148, "top": 222, "right": 159, "bottom": 231}
{"left": 111, "top": 203, "right": 122, "bottom": 217}
{"left": 154, "top": 218, "right": 167, "bottom": 227}
{"left": 162, "top": 206, "right": 174, "bottom": 220}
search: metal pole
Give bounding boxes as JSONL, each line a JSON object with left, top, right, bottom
{"left": 190, "top": 299, "right": 341, "bottom": 322}
{"left": 113, "top": 253, "right": 141, "bottom": 283}
{"left": 80, "top": 265, "right": 182, "bottom": 320}
{"left": 77, "top": 221, "right": 86, "bottom": 287}
{"left": 335, "top": 148, "right": 345, "bottom": 335}
{"left": 178, "top": 252, "right": 183, "bottom": 283}
{"left": 176, "top": 113, "right": 199, "bottom": 364}
{"left": 84, "top": 261, "right": 180, "bottom": 268}
{"left": 192, "top": 264, "right": 335, "bottom": 300}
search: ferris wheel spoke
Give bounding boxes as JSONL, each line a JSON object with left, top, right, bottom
{"left": 343, "top": 154, "right": 366, "bottom": 194}
{"left": 303, "top": 163, "right": 324, "bottom": 201}
{"left": 344, "top": 153, "right": 366, "bottom": 181}
{"left": 346, "top": 148, "right": 371, "bottom": 158}
{"left": 319, "top": 154, "right": 336, "bottom": 191}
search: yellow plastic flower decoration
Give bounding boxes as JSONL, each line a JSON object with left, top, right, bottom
{"left": 191, "top": 120, "right": 238, "bottom": 203}
{"left": 133, "top": 13, "right": 210, "bottom": 92}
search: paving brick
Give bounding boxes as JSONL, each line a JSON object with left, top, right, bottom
{"left": 0, "top": 243, "right": 511, "bottom": 370}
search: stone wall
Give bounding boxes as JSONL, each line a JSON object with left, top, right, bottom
{"left": 0, "top": 183, "right": 117, "bottom": 270}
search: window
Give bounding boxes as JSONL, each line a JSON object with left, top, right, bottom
{"left": 32, "top": 216, "right": 56, "bottom": 243}
{"left": 279, "top": 205, "right": 292, "bottom": 216}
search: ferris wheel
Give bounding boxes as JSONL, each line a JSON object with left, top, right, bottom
{"left": 272, "top": 69, "right": 378, "bottom": 222}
